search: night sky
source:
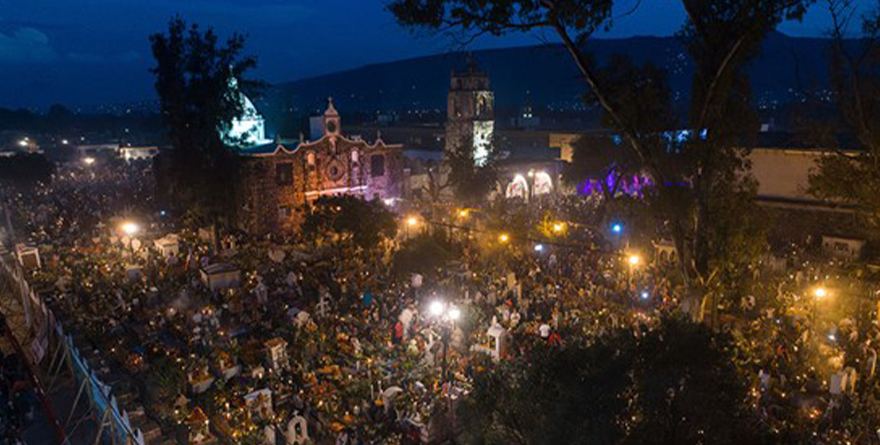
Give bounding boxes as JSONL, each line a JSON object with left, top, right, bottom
{"left": 0, "top": 0, "right": 870, "bottom": 110}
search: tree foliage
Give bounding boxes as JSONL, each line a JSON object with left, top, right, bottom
{"left": 0, "top": 153, "right": 55, "bottom": 190}
{"left": 392, "top": 232, "right": 457, "bottom": 277}
{"left": 302, "top": 195, "right": 397, "bottom": 249}
{"left": 447, "top": 135, "right": 499, "bottom": 205}
{"left": 460, "top": 317, "right": 769, "bottom": 445}
{"left": 808, "top": 1, "right": 880, "bottom": 236}
{"left": 149, "top": 16, "right": 260, "bottom": 227}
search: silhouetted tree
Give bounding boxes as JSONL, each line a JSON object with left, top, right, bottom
{"left": 808, "top": 1, "right": 880, "bottom": 237}
{"left": 0, "top": 153, "right": 55, "bottom": 190}
{"left": 149, "top": 16, "right": 261, "bottom": 249}
{"left": 303, "top": 195, "right": 397, "bottom": 249}
{"left": 460, "top": 317, "right": 770, "bottom": 445}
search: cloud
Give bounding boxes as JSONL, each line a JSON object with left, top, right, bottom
{"left": 0, "top": 27, "right": 58, "bottom": 62}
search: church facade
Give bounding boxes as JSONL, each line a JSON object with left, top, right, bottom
{"left": 234, "top": 100, "right": 404, "bottom": 234}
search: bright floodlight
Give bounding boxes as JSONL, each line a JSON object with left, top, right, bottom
{"left": 641, "top": 291, "right": 649, "bottom": 300}
{"left": 83, "top": 157, "right": 96, "bottom": 165}
{"left": 448, "top": 307, "right": 461, "bottom": 321}
{"left": 18, "top": 140, "right": 28, "bottom": 147}
{"left": 499, "top": 233, "right": 510, "bottom": 243}
{"left": 383, "top": 198, "right": 394, "bottom": 206}
{"left": 429, "top": 301, "right": 445, "bottom": 317}
{"left": 612, "top": 224, "right": 622, "bottom": 234}
{"left": 121, "top": 222, "right": 139, "bottom": 236}
{"left": 534, "top": 244, "right": 544, "bottom": 252}
{"left": 814, "top": 287, "right": 827, "bottom": 299}
{"left": 458, "top": 209, "right": 469, "bottom": 218}
{"left": 552, "top": 222, "right": 564, "bottom": 233}
{"left": 628, "top": 255, "right": 640, "bottom": 266}
{"left": 406, "top": 216, "right": 418, "bottom": 227}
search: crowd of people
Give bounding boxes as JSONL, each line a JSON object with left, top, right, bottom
{"left": 3, "top": 159, "right": 879, "bottom": 444}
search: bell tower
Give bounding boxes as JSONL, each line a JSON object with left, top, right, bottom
{"left": 445, "top": 59, "right": 494, "bottom": 166}
{"left": 323, "top": 97, "right": 341, "bottom": 137}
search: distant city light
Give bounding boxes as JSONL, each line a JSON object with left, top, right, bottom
{"left": 18, "top": 140, "right": 28, "bottom": 147}
{"left": 61, "top": 139, "right": 69, "bottom": 145}
{"left": 612, "top": 223, "right": 623, "bottom": 234}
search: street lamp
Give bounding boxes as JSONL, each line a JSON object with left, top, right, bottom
{"left": 457, "top": 209, "right": 470, "bottom": 218}
{"left": 552, "top": 222, "right": 565, "bottom": 234}
{"left": 814, "top": 287, "right": 827, "bottom": 299}
{"left": 534, "top": 243, "right": 544, "bottom": 252}
{"left": 428, "top": 300, "right": 461, "bottom": 387}
{"left": 83, "top": 157, "right": 96, "bottom": 166}
{"left": 498, "top": 233, "right": 510, "bottom": 244}
{"left": 626, "top": 254, "right": 641, "bottom": 296}
{"left": 121, "top": 222, "right": 139, "bottom": 236}
{"left": 405, "top": 215, "right": 419, "bottom": 238}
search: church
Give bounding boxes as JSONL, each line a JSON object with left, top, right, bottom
{"left": 232, "top": 98, "right": 405, "bottom": 234}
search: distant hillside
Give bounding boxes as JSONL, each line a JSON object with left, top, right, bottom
{"left": 262, "top": 31, "right": 835, "bottom": 125}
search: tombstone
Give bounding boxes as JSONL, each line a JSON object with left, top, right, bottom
{"left": 472, "top": 323, "right": 509, "bottom": 361}
{"left": 381, "top": 386, "right": 404, "bottom": 413}
{"left": 399, "top": 307, "right": 415, "bottom": 334}
{"left": 506, "top": 272, "right": 516, "bottom": 291}
{"left": 245, "top": 388, "right": 274, "bottom": 419}
{"left": 758, "top": 370, "right": 771, "bottom": 391}
{"left": 285, "top": 413, "right": 309, "bottom": 445}
{"left": 411, "top": 274, "right": 423, "bottom": 289}
{"left": 315, "top": 296, "right": 330, "bottom": 318}
{"left": 869, "top": 349, "right": 878, "bottom": 378}
{"left": 154, "top": 236, "right": 180, "bottom": 258}
{"left": 255, "top": 282, "right": 268, "bottom": 305}
{"left": 293, "top": 311, "right": 311, "bottom": 329}
{"left": 126, "top": 265, "right": 144, "bottom": 282}
{"left": 200, "top": 263, "right": 241, "bottom": 291}
{"left": 269, "top": 249, "right": 286, "bottom": 263}
{"left": 15, "top": 244, "right": 41, "bottom": 269}
{"left": 262, "top": 426, "right": 276, "bottom": 445}
{"left": 265, "top": 338, "right": 289, "bottom": 371}
{"left": 830, "top": 367, "right": 858, "bottom": 395}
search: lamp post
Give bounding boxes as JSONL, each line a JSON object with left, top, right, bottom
{"left": 120, "top": 221, "right": 140, "bottom": 257}
{"left": 405, "top": 216, "right": 418, "bottom": 238}
{"left": 429, "top": 300, "right": 461, "bottom": 386}
{"left": 812, "top": 286, "right": 828, "bottom": 328}
{"left": 627, "top": 254, "right": 641, "bottom": 296}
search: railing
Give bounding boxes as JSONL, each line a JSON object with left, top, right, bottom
{"left": 0, "top": 253, "right": 147, "bottom": 445}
